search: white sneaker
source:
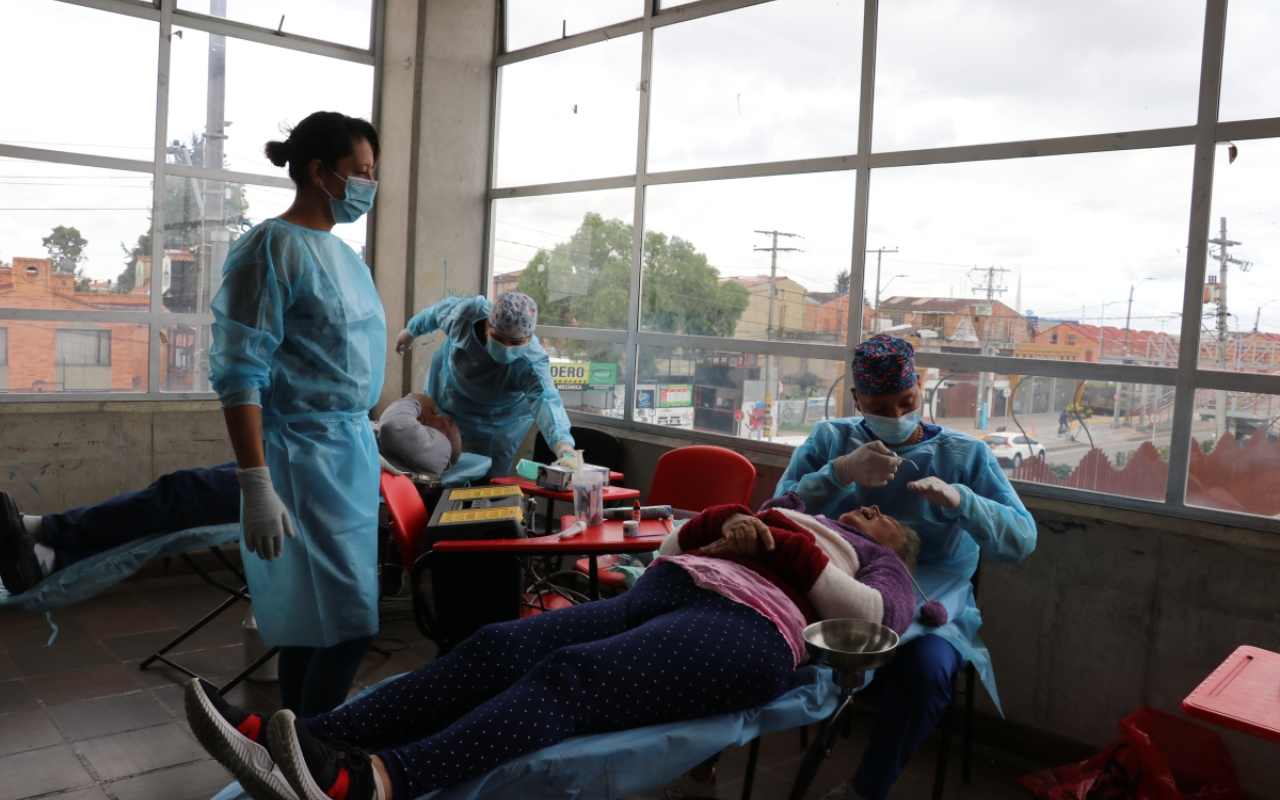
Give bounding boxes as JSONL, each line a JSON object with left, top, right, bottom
{"left": 818, "top": 780, "right": 861, "bottom": 799}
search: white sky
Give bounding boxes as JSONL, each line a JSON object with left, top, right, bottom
{"left": 2, "top": 0, "right": 1278, "bottom": 341}
{"left": 492, "top": 0, "right": 1280, "bottom": 342}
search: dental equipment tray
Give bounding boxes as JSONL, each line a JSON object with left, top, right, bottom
{"left": 425, "top": 485, "right": 526, "bottom": 548}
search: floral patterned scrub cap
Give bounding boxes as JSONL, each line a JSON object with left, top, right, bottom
{"left": 853, "top": 335, "right": 917, "bottom": 395}
{"left": 488, "top": 292, "right": 539, "bottom": 339}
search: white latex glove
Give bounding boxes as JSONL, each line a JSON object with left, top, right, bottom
{"left": 907, "top": 476, "right": 963, "bottom": 510}
{"left": 236, "top": 467, "right": 295, "bottom": 561}
{"left": 395, "top": 328, "right": 415, "bottom": 355}
{"left": 703, "top": 513, "right": 775, "bottom": 557}
{"left": 552, "top": 441, "right": 577, "bottom": 466}
{"left": 833, "top": 440, "right": 900, "bottom": 488}
{"left": 379, "top": 454, "right": 403, "bottom": 476}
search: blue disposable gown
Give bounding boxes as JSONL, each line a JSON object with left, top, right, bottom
{"left": 209, "top": 219, "right": 386, "bottom": 648}
{"left": 776, "top": 418, "right": 1036, "bottom": 713}
{"left": 406, "top": 296, "right": 573, "bottom": 477}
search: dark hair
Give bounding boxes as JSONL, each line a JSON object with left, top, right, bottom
{"left": 264, "top": 111, "right": 380, "bottom": 186}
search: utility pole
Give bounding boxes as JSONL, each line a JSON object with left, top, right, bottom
{"left": 969, "top": 266, "right": 1008, "bottom": 430}
{"left": 1114, "top": 278, "right": 1152, "bottom": 428}
{"left": 1208, "top": 217, "right": 1251, "bottom": 440}
{"left": 753, "top": 230, "right": 801, "bottom": 441}
{"left": 867, "top": 246, "right": 899, "bottom": 330}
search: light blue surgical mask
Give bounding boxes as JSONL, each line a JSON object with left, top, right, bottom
{"left": 323, "top": 167, "right": 377, "bottom": 224}
{"left": 486, "top": 335, "right": 528, "bottom": 364}
{"left": 862, "top": 408, "right": 922, "bottom": 445}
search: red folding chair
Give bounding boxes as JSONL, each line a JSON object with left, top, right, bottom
{"left": 574, "top": 445, "right": 757, "bottom": 590}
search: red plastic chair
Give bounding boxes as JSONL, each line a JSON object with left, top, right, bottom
{"left": 380, "top": 472, "right": 430, "bottom": 572}
{"left": 574, "top": 445, "right": 757, "bottom": 590}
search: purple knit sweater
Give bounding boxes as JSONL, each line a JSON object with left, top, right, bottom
{"left": 760, "top": 492, "right": 918, "bottom": 635}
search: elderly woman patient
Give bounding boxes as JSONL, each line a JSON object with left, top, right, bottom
{"left": 186, "top": 494, "right": 923, "bottom": 800}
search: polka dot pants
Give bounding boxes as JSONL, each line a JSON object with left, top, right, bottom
{"left": 303, "top": 562, "right": 794, "bottom": 799}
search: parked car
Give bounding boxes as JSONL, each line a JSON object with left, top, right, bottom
{"left": 983, "top": 432, "right": 1046, "bottom": 468}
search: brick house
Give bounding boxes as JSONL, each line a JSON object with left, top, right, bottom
{"left": 0, "top": 256, "right": 193, "bottom": 393}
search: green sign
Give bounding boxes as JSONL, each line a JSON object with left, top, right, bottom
{"left": 588, "top": 363, "right": 617, "bottom": 386}
{"left": 551, "top": 362, "right": 618, "bottom": 388}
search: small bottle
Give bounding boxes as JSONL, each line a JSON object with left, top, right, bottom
{"left": 632, "top": 499, "right": 642, "bottom": 523}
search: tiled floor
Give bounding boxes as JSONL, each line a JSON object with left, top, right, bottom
{"left": 0, "top": 569, "right": 1037, "bottom": 800}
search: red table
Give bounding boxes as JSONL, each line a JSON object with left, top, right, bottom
{"left": 1182, "top": 645, "right": 1280, "bottom": 745}
{"left": 431, "top": 515, "right": 671, "bottom": 599}
{"left": 491, "top": 475, "right": 640, "bottom": 536}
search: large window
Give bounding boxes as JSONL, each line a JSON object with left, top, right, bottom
{"left": 492, "top": 0, "right": 1280, "bottom": 527}
{"left": 0, "top": 0, "right": 377, "bottom": 399}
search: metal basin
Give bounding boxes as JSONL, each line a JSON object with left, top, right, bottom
{"left": 803, "top": 619, "right": 899, "bottom": 674}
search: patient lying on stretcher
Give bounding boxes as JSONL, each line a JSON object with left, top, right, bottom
{"left": 186, "top": 493, "right": 922, "bottom": 800}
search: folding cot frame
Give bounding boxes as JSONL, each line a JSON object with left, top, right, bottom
{"left": 138, "top": 544, "right": 280, "bottom": 695}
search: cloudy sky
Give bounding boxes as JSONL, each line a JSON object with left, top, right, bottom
{"left": 493, "top": 0, "right": 1280, "bottom": 347}
{"left": 2, "top": 0, "right": 1278, "bottom": 344}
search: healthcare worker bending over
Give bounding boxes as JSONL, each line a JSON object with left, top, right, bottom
{"left": 209, "top": 111, "right": 386, "bottom": 719}
{"left": 395, "top": 292, "right": 573, "bottom": 477}
{"left": 777, "top": 335, "right": 1037, "bottom": 800}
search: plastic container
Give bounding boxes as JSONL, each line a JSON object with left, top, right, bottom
{"left": 571, "top": 454, "right": 604, "bottom": 526}
{"left": 622, "top": 520, "right": 640, "bottom": 536}
{"left": 243, "top": 605, "right": 279, "bottom": 683}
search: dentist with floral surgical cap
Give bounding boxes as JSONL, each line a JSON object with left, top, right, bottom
{"left": 395, "top": 292, "right": 574, "bottom": 478}
{"left": 776, "top": 335, "right": 1037, "bottom": 800}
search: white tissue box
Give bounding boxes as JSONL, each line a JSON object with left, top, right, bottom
{"left": 536, "top": 464, "right": 610, "bottom": 491}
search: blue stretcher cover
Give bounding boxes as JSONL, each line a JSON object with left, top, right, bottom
{"left": 212, "top": 664, "right": 840, "bottom": 800}
{"left": 0, "top": 523, "right": 241, "bottom": 613}
{"left": 440, "top": 453, "right": 491, "bottom": 487}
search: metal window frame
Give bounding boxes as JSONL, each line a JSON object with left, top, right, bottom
{"left": 490, "top": 0, "right": 1280, "bottom": 533}
{"left": 0, "top": 0, "right": 383, "bottom": 403}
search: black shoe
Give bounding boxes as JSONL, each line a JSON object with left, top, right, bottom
{"left": 185, "top": 679, "right": 296, "bottom": 800}
{"left": 269, "top": 709, "right": 379, "bottom": 800}
{"left": 0, "top": 491, "right": 41, "bottom": 595}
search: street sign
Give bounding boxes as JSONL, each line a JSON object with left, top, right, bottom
{"left": 1150, "top": 412, "right": 1162, "bottom": 425}
{"left": 1001, "top": 388, "right": 1011, "bottom": 398}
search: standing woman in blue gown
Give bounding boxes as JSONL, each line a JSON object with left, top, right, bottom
{"left": 207, "top": 112, "right": 386, "bottom": 717}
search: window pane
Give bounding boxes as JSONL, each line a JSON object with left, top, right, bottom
{"left": 873, "top": 0, "right": 1204, "bottom": 151}
{"left": 0, "top": 158, "right": 154, "bottom": 312}
{"left": 1199, "top": 139, "right": 1280, "bottom": 371}
{"left": 641, "top": 171, "right": 856, "bottom": 343}
{"left": 647, "top": 0, "right": 862, "bottom": 172}
{"left": 1220, "top": 0, "right": 1280, "bottom": 121}
{"left": 638, "top": 344, "right": 843, "bottom": 440}
{"left": 159, "top": 177, "right": 367, "bottom": 316}
{"left": 495, "top": 35, "right": 641, "bottom": 187}
{"left": 160, "top": 323, "right": 211, "bottom": 393}
{"left": 168, "top": 29, "right": 375, "bottom": 176}
{"left": 0, "top": 1, "right": 157, "bottom": 160}
{"left": 867, "top": 148, "right": 1194, "bottom": 349}
{"left": 0, "top": 321, "right": 148, "bottom": 394}
{"left": 176, "top": 0, "right": 373, "bottom": 50}
{"left": 505, "top": 0, "right": 644, "bottom": 52}
{"left": 539, "top": 337, "right": 627, "bottom": 421}
{"left": 491, "top": 189, "right": 635, "bottom": 330}
{"left": 930, "top": 366, "right": 1176, "bottom": 502}
{"left": 1184, "top": 391, "right": 1280, "bottom": 518}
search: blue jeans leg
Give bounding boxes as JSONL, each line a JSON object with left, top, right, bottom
{"left": 853, "top": 634, "right": 964, "bottom": 800}
{"left": 43, "top": 462, "right": 239, "bottom": 567}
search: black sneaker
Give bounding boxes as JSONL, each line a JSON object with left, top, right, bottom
{"left": 0, "top": 491, "right": 41, "bottom": 596}
{"left": 269, "top": 709, "right": 379, "bottom": 800}
{"left": 184, "top": 679, "right": 296, "bottom": 800}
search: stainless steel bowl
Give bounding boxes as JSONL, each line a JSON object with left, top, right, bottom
{"left": 803, "top": 619, "right": 899, "bottom": 674}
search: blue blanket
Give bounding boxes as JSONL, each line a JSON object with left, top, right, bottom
{"left": 212, "top": 665, "right": 839, "bottom": 800}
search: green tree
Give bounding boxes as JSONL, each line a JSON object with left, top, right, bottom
{"left": 516, "top": 213, "right": 750, "bottom": 361}
{"left": 833, "top": 268, "right": 850, "bottom": 294}
{"left": 43, "top": 226, "right": 88, "bottom": 273}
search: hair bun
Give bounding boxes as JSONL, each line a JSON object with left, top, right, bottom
{"left": 264, "top": 139, "right": 292, "bottom": 167}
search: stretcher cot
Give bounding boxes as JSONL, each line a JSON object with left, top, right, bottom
{"left": 211, "top": 664, "right": 840, "bottom": 800}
